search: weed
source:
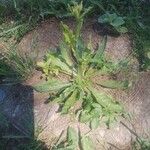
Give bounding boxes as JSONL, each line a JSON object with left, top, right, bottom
{"left": 132, "top": 138, "right": 150, "bottom": 150}
{"left": 34, "top": 3, "right": 129, "bottom": 129}
{"left": 98, "top": 12, "right": 128, "bottom": 34}
{"left": 52, "top": 126, "right": 94, "bottom": 150}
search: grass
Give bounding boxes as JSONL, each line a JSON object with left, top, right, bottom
{"left": 0, "top": 45, "right": 37, "bottom": 84}
{"left": 132, "top": 138, "right": 150, "bottom": 150}
{"left": 0, "top": 18, "right": 37, "bottom": 42}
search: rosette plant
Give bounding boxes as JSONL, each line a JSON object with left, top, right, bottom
{"left": 34, "top": 2, "right": 129, "bottom": 129}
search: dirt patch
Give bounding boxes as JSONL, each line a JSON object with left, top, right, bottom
{"left": 19, "top": 18, "right": 132, "bottom": 62}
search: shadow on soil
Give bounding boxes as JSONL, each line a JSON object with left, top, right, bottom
{"left": 0, "top": 84, "right": 48, "bottom": 150}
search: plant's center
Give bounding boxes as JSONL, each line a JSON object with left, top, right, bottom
{"left": 74, "top": 73, "right": 91, "bottom": 90}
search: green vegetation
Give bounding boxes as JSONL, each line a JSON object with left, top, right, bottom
{"left": 0, "top": 1, "right": 149, "bottom": 149}
{"left": 0, "top": 45, "right": 37, "bottom": 84}
{"left": 0, "top": 126, "right": 94, "bottom": 150}
{"left": 98, "top": 12, "right": 128, "bottom": 34}
{"left": 34, "top": 3, "right": 128, "bottom": 129}
{"left": 1, "top": 0, "right": 149, "bottom": 69}
{"left": 86, "top": 0, "right": 150, "bottom": 70}
{"left": 132, "top": 137, "right": 150, "bottom": 150}
{"left": 0, "top": 20, "right": 35, "bottom": 42}
{"left": 52, "top": 127, "right": 94, "bottom": 150}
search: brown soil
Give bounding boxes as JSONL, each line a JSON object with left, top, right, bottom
{"left": 19, "top": 18, "right": 132, "bottom": 62}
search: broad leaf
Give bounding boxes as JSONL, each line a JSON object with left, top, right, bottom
{"left": 147, "top": 52, "right": 150, "bottom": 59}
{"left": 98, "top": 13, "right": 117, "bottom": 24}
{"left": 98, "top": 13, "right": 111, "bottom": 23}
{"left": 92, "top": 36, "right": 107, "bottom": 65}
{"left": 81, "top": 136, "right": 95, "bottom": 150}
{"left": 98, "top": 13, "right": 127, "bottom": 34}
{"left": 90, "top": 118, "right": 100, "bottom": 129}
{"left": 56, "top": 86, "right": 74, "bottom": 103}
{"left": 105, "top": 102, "right": 123, "bottom": 113}
{"left": 61, "top": 22, "right": 75, "bottom": 47}
{"left": 61, "top": 22, "right": 80, "bottom": 62}
{"left": 75, "top": 38, "right": 85, "bottom": 59}
{"left": 61, "top": 90, "right": 78, "bottom": 113}
{"left": 111, "top": 17, "right": 125, "bottom": 27}
{"left": 92, "top": 103, "right": 102, "bottom": 109}
{"left": 116, "top": 26, "right": 128, "bottom": 33}
{"left": 79, "top": 111, "right": 92, "bottom": 123}
{"left": 90, "top": 88, "right": 113, "bottom": 107}
{"left": 33, "top": 80, "right": 71, "bottom": 92}
{"left": 90, "top": 108, "right": 102, "bottom": 118}
{"left": 67, "top": 127, "right": 79, "bottom": 146}
{"left": 59, "top": 41, "right": 74, "bottom": 66}
{"left": 97, "top": 80, "right": 129, "bottom": 89}
{"left": 46, "top": 53, "right": 73, "bottom": 75}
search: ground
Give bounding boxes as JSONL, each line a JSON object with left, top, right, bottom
{"left": 0, "top": 18, "right": 150, "bottom": 150}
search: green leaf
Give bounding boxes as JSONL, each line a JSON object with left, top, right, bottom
{"left": 147, "top": 52, "right": 150, "bottom": 59}
{"left": 61, "top": 90, "right": 78, "bottom": 113}
{"left": 81, "top": 136, "right": 95, "bottom": 150}
{"left": 98, "top": 13, "right": 126, "bottom": 32}
{"left": 61, "top": 22, "right": 81, "bottom": 63}
{"left": 0, "top": 4, "right": 6, "bottom": 14}
{"left": 90, "top": 88, "right": 113, "bottom": 107}
{"left": 33, "top": 80, "right": 71, "bottom": 92}
{"left": 116, "top": 26, "right": 128, "bottom": 33}
{"left": 92, "top": 36, "right": 107, "bottom": 64}
{"left": 92, "top": 103, "right": 102, "bottom": 109}
{"left": 91, "top": 88, "right": 123, "bottom": 114}
{"left": 98, "top": 13, "right": 118, "bottom": 24}
{"left": 98, "top": 13, "right": 110, "bottom": 23}
{"left": 97, "top": 80, "right": 129, "bottom": 89}
{"left": 90, "top": 118, "right": 100, "bottom": 129}
{"left": 61, "top": 22, "right": 75, "bottom": 46}
{"left": 59, "top": 41, "right": 74, "bottom": 66}
{"left": 79, "top": 111, "right": 92, "bottom": 123}
{"left": 105, "top": 102, "right": 123, "bottom": 113}
{"left": 67, "top": 127, "right": 79, "bottom": 146}
{"left": 90, "top": 108, "right": 102, "bottom": 118}
{"left": 46, "top": 53, "right": 73, "bottom": 75}
{"left": 111, "top": 17, "right": 125, "bottom": 27}
{"left": 75, "top": 38, "right": 85, "bottom": 59}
